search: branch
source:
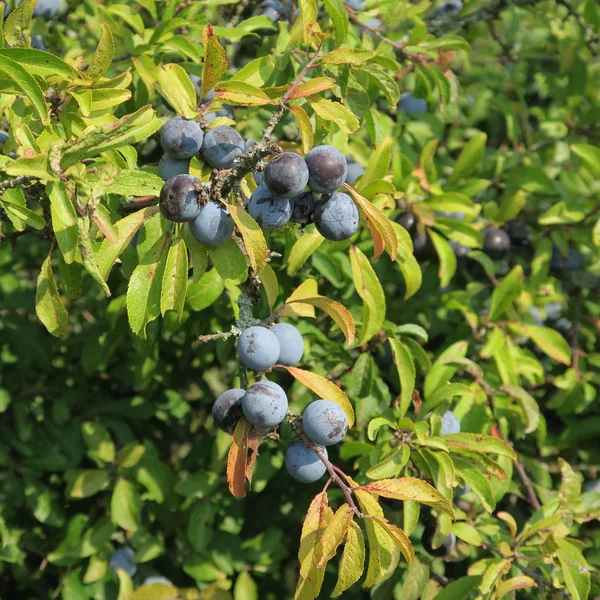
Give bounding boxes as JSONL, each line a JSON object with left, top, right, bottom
{"left": 0, "top": 175, "right": 32, "bottom": 193}
{"left": 555, "top": 0, "right": 599, "bottom": 56}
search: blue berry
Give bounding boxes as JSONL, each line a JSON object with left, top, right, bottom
{"left": 160, "top": 116, "right": 204, "bottom": 160}
{"left": 248, "top": 185, "right": 294, "bottom": 230}
{"left": 201, "top": 126, "right": 244, "bottom": 169}
{"left": 212, "top": 388, "right": 245, "bottom": 432}
{"left": 313, "top": 193, "right": 359, "bottom": 241}
{"left": 285, "top": 441, "right": 328, "bottom": 483}
{"left": 158, "top": 154, "right": 190, "bottom": 181}
{"left": 271, "top": 323, "right": 304, "bottom": 366}
{"left": 303, "top": 400, "right": 348, "bottom": 446}
{"left": 159, "top": 174, "right": 202, "bottom": 222}
{"left": 305, "top": 145, "right": 348, "bottom": 194}
{"left": 237, "top": 326, "right": 281, "bottom": 371}
{"left": 189, "top": 201, "right": 235, "bottom": 247}
{"left": 242, "top": 380, "right": 288, "bottom": 428}
{"left": 264, "top": 153, "right": 309, "bottom": 199}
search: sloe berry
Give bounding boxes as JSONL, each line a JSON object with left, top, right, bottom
{"left": 159, "top": 174, "right": 202, "bottom": 222}
{"left": 290, "top": 191, "right": 317, "bottom": 225}
{"left": 285, "top": 441, "right": 328, "bottom": 483}
{"left": 345, "top": 160, "right": 365, "bottom": 184}
{"left": 271, "top": 323, "right": 304, "bottom": 366}
{"left": 160, "top": 116, "right": 204, "bottom": 160}
{"left": 344, "top": 0, "right": 365, "bottom": 9}
{"left": 212, "top": 388, "right": 245, "bottom": 433}
{"left": 313, "top": 193, "right": 359, "bottom": 241}
{"left": 109, "top": 548, "right": 137, "bottom": 576}
{"left": 248, "top": 185, "right": 294, "bottom": 230}
{"left": 399, "top": 92, "right": 427, "bottom": 115}
{"left": 483, "top": 226, "right": 511, "bottom": 260}
{"left": 302, "top": 400, "right": 348, "bottom": 446}
{"left": 434, "top": 0, "right": 462, "bottom": 17}
{"left": 158, "top": 154, "right": 190, "bottom": 181}
{"left": 189, "top": 201, "right": 235, "bottom": 247}
{"left": 242, "top": 380, "right": 288, "bottom": 428}
{"left": 305, "top": 145, "right": 348, "bottom": 194}
{"left": 201, "top": 126, "right": 244, "bottom": 169}
{"left": 440, "top": 410, "right": 460, "bottom": 436}
{"left": 237, "top": 326, "right": 281, "bottom": 371}
{"left": 264, "top": 152, "right": 309, "bottom": 199}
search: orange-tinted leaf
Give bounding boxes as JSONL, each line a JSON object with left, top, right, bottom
{"left": 201, "top": 25, "right": 227, "bottom": 100}
{"left": 345, "top": 184, "right": 398, "bottom": 260}
{"left": 226, "top": 203, "right": 268, "bottom": 273}
{"left": 227, "top": 418, "right": 251, "bottom": 498}
{"left": 288, "top": 77, "right": 336, "bottom": 99}
{"left": 286, "top": 296, "right": 355, "bottom": 346}
{"left": 282, "top": 366, "right": 355, "bottom": 427}
{"left": 317, "top": 504, "right": 354, "bottom": 567}
{"left": 359, "top": 477, "right": 455, "bottom": 517}
{"left": 372, "top": 517, "right": 415, "bottom": 564}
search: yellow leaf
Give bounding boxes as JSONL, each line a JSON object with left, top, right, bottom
{"left": 36, "top": 255, "right": 68, "bottom": 338}
{"left": 289, "top": 105, "right": 314, "bottom": 154}
{"left": 295, "top": 492, "right": 333, "bottom": 600}
{"left": 345, "top": 185, "right": 398, "bottom": 260}
{"left": 393, "top": 222, "right": 422, "bottom": 299}
{"left": 298, "top": 0, "right": 323, "bottom": 46}
{"left": 156, "top": 63, "right": 197, "bottom": 118}
{"left": 332, "top": 520, "right": 365, "bottom": 596}
{"left": 309, "top": 98, "right": 360, "bottom": 135}
{"left": 349, "top": 477, "right": 399, "bottom": 588}
{"left": 289, "top": 77, "right": 336, "bottom": 99}
{"left": 359, "top": 478, "right": 455, "bottom": 518}
{"left": 281, "top": 366, "right": 355, "bottom": 427}
{"left": 215, "top": 81, "right": 274, "bottom": 106}
{"left": 317, "top": 504, "right": 354, "bottom": 568}
{"left": 286, "top": 296, "right": 355, "bottom": 346}
{"left": 373, "top": 518, "right": 415, "bottom": 564}
{"left": 226, "top": 203, "right": 268, "bottom": 273}
{"left": 280, "top": 279, "right": 318, "bottom": 318}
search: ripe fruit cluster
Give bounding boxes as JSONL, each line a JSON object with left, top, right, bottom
{"left": 157, "top": 108, "right": 362, "bottom": 245}
{"left": 212, "top": 321, "right": 349, "bottom": 485}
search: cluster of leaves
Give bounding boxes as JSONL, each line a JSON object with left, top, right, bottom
{"left": 0, "top": 0, "right": 599, "bottom": 599}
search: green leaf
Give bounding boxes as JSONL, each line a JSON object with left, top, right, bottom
{"left": 4, "top": 0, "right": 35, "bottom": 47}
{"left": 0, "top": 48, "right": 79, "bottom": 79}
{"left": 260, "top": 262, "right": 278, "bottom": 309}
{"left": 331, "top": 520, "right": 365, "bottom": 596}
{"left": 81, "top": 422, "right": 115, "bottom": 463}
{"left": 571, "top": 143, "right": 600, "bottom": 176}
{"left": 208, "top": 238, "right": 248, "bottom": 282}
{"left": 47, "top": 182, "right": 78, "bottom": 264}
{"left": 496, "top": 190, "right": 526, "bottom": 223}
{"left": 432, "top": 576, "right": 481, "bottom": 600}
{"left": 488, "top": 264, "right": 524, "bottom": 321}
{"left": 356, "top": 64, "right": 400, "bottom": 106}
{"left": 424, "top": 340, "right": 468, "bottom": 399}
{"left": 360, "top": 136, "right": 393, "bottom": 186}
{"left": 366, "top": 445, "right": 410, "bottom": 480}
{"left": 322, "top": 48, "right": 376, "bottom": 65}
{"left": 1, "top": 197, "right": 45, "bottom": 231}
{"left": 65, "top": 469, "right": 109, "bottom": 499}
{"left": 105, "top": 170, "right": 164, "bottom": 196}
{"left": 394, "top": 223, "right": 422, "bottom": 299}
{"left": 389, "top": 338, "right": 416, "bottom": 417}
{"left": 309, "top": 98, "right": 360, "bottom": 134}
{"left": 501, "top": 384, "right": 540, "bottom": 434}
{"left": 234, "top": 571, "right": 258, "bottom": 600}
{"left": 429, "top": 229, "right": 457, "bottom": 287}
{"left": 555, "top": 538, "right": 591, "bottom": 600}
{"left": 451, "top": 522, "right": 482, "bottom": 546}
{"left": 298, "top": 0, "right": 322, "bottom": 46}
{"left": 77, "top": 217, "right": 111, "bottom": 297}
{"left": 111, "top": 479, "right": 141, "bottom": 532}
{"left": 35, "top": 256, "right": 68, "bottom": 338}
{"left": 420, "top": 35, "right": 470, "bottom": 52}
{"left": 448, "top": 132, "right": 487, "bottom": 183}
{"left": 87, "top": 22, "right": 115, "bottom": 80}
{"left": 157, "top": 63, "right": 198, "bottom": 118}
{"left": 350, "top": 246, "right": 385, "bottom": 345}
{"left": 62, "top": 105, "right": 162, "bottom": 168}
{"left": 186, "top": 269, "right": 225, "bottom": 312}
{"left": 420, "top": 383, "right": 473, "bottom": 416}
{"left": 96, "top": 208, "right": 160, "bottom": 280}
{"left": 287, "top": 229, "right": 325, "bottom": 276}
{"left": 508, "top": 323, "right": 572, "bottom": 365}
{"left": 201, "top": 24, "right": 227, "bottom": 100}
{"left": 130, "top": 583, "right": 181, "bottom": 600}
{"left": 215, "top": 81, "right": 273, "bottom": 106}
{"left": 444, "top": 433, "right": 516, "bottom": 459}
{"left": 0, "top": 54, "right": 49, "bottom": 124}
{"left": 183, "top": 226, "right": 209, "bottom": 282}
{"left": 453, "top": 458, "right": 496, "bottom": 511}
{"left": 397, "top": 558, "right": 429, "bottom": 600}
{"left": 127, "top": 231, "right": 171, "bottom": 338}
{"left": 160, "top": 237, "right": 189, "bottom": 321}
{"left": 320, "top": 0, "right": 348, "bottom": 46}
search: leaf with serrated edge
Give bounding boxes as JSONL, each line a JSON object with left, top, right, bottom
{"left": 286, "top": 296, "right": 355, "bottom": 346}
{"left": 388, "top": 338, "right": 416, "bottom": 417}
{"left": 294, "top": 492, "right": 332, "bottom": 600}
{"left": 287, "top": 229, "right": 324, "bottom": 276}
{"left": 350, "top": 246, "right": 385, "bottom": 345}
{"left": 501, "top": 384, "right": 540, "bottom": 434}
{"left": 160, "top": 237, "right": 188, "bottom": 320}
{"left": 349, "top": 476, "right": 398, "bottom": 588}
{"left": 280, "top": 278, "right": 318, "bottom": 318}
{"left": 393, "top": 223, "right": 422, "bottom": 299}
{"left": 96, "top": 208, "right": 159, "bottom": 280}
{"left": 332, "top": 520, "right": 365, "bottom": 596}
{"left": 201, "top": 25, "right": 227, "bottom": 100}
{"left": 317, "top": 504, "right": 354, "bottom": 567}
{"left": 282, "top": 366, "right": 354, "bottom": 427}
{"left": 87, "top": 22, "right": 115, "bottom": 80}
{"left": 36, "top": 256, "right": 68, "bottom": 338}
{"left": 289, "top": 105, "right": 314, "bottom": 154}
{"left": 225, "top": 203, "right": 268, "bottom": 273}
{"left": 443, "top": 433, "right": 517, "bottom": 459}
{"left": 359, "top": 478, "right": 455, "bottom": 517}
{"left": 372, "top": 517, "right": 415, "bottom": 564}
{"left": 78, "top": 218, "right": 111, "bottom": 297}
{"left": 345, "top": 185, "right": 398, "bottom": 260}
{"left": 260, "top": 263, "right": 278, "bottom": 309}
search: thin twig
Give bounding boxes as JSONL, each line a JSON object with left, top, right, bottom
{"left": 0, "top": 175, "right": 31, "bottom": 193}
{"left": 198, "top": 331, "right": 235, "bottom": 343}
